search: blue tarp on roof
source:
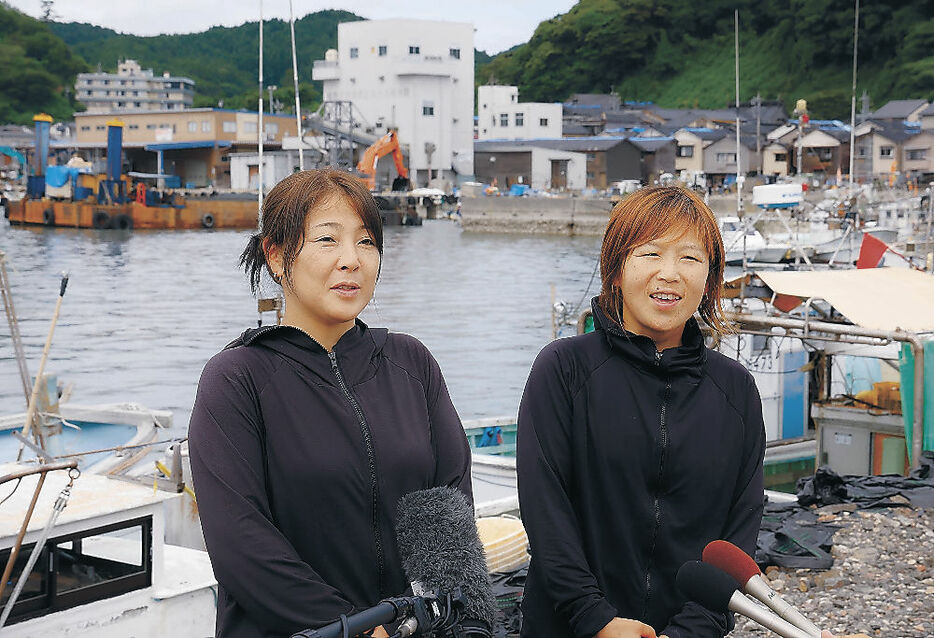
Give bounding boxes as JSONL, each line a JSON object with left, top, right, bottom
{"left": 144, "top": 140, "right": 232, "bottom": 152}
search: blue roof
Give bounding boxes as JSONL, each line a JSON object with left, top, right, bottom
{"left": 144, "top": 140, "right": 233, "bottom": 151}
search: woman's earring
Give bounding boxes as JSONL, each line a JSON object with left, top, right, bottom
{"left": 272, "top": 272, "right": 282, "bottom": 285}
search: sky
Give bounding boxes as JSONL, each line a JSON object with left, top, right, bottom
{"left": 6, "top": 0, "right": 578, "bottom": 54}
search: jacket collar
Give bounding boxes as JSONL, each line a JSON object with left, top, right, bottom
{"left": 230, "top": 319, "right": 389, "bottom": 386}
{"left": 590, "top": 297, "right": 706, "bottom": 377}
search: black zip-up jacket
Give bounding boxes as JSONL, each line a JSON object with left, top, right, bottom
{"left": 188, "top": 321, "right": 472, "bottom": 638}
{"left": 517, "top": 301, "right": 765, "bottom": 638}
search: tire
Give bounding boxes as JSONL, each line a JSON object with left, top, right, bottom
{"left": 113, "top": 213, "right": 133, "bottom": 230}
{"left": 201, "top": 213, "right": 216, "bottom": 229}
{"left": 92, "top": 210, "right": 112, "bottom": 229}
{"left": 43, "top": 208, "right": 55, "bottom": 226}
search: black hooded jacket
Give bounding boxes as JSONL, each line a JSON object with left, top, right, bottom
{"left": 517, "top": 300, "right": 765, "bottom": 638}
{"left": 188, "top": 321, "right": 472, "bottom": 638}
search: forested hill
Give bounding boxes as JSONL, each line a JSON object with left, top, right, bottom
{"left": 50, "top": 10, "right": 362, "bottom": 112}
{"left": 0, "top": 3, "right": 87, "bottom": 124}
{"left": 478, "top": 0, "right": 934, "bottom": 120}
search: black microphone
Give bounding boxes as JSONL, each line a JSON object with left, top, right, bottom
{"left": 290, "top": 596, "right": 434, "bottom": 638}
{"left": 395, "top": 486, "right": 498, "bottom": 635}
{"left": 676, "top": 561, "right": 813, "bottom": 638}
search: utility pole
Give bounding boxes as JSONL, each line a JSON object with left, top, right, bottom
{"left": 267, "top": 85, "right": 277, "bottom": 114}
{"left": 753, "top": 93, "right": 762, "bottom": 176}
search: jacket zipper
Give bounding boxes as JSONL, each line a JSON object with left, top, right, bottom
{"left": 644, "top": 352, "right": 670, "bottom": 620}
{"left": 328, "top": 350, "right": 385, "bottom": 596}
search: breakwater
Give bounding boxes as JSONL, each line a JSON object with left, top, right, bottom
{"left": 460, "top": 197, "right": 614, "bottom": 236}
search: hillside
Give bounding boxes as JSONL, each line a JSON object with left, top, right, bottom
{"left": 478, "top": 0, "right": 934, "bottom": 120}
{"left": 0, "top": 3, "right": 88, "bottom": 124}
{"left": 50, "top": 10, "right": 362, "bottom": 112}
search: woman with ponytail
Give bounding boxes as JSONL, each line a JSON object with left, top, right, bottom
{"left": 517, "top": 186, "right": 767, "bottom": 638}
{"left": 189, "top": 169, "right": 471, "bottom": 638}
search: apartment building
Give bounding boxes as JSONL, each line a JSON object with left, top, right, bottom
{"left": 75, "top": 59, "right": 195, "bottom": 113}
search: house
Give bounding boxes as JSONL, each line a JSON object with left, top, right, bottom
{"left": 477, "top": 86, "right": 561, "bottom": 141}
{"left": 868, "top": 99, "right": 931, "bottom": 123}
{"left": 920, "top": 103, "right": 934, "bottom": 131}
{"left": 853, "top": 120, "right": 918, "bottom": 180}
{"left": 762, "top": 142, "right": 791, "bottom": 177}
{"left": 702, "top": 134, "right": 759, "bottom": 181}
{"left": 627, "top": 136, "right": 677, "bottom": 184}
{"left": 673, "top": 128, "right": 727, "bottom": 173}
{"left": 472, "top": 141, "right": 586, "bottom": 190}
{"left": 901, "top": 131, "right": 934, "bottom": 182}
{"left": 312, "top": 19, "right": 474, "bottom": 186}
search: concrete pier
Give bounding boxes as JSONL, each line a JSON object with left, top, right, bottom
{"left": 461, "top": 197, "right": 614, "bottom": 236}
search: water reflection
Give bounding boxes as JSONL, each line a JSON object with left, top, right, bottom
{"left": 0, "top": 221, "right": 601, "bottom": 434}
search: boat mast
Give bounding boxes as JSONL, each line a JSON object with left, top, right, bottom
{"left": 258, "top": 0, "right": 265, "bottom": 228}
{"left": 289, "top": 0, "right": 304, "bottom": 171}
{"left": 848, "top": 0, "right": 860, "bottom": 194}
{"left": 735, "top": 10, "right": 747, "bottom": 274}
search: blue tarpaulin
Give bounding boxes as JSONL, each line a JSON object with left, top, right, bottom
{"left": 44, "top": 165, "right": 82, "bottom": 188}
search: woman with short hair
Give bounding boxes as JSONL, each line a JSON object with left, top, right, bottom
{"left": 517, "top": 186, "right": 765, "bottom": 638}
{"left": 189, "top": 169, "right": 471, "bottom": 638}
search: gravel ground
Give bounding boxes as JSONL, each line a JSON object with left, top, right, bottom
{"left": 734, "top": 502, "right": 934, "bottom": 637}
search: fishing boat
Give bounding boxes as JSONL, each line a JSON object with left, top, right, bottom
{"left": 0, "top": 462, "right": 216, "bottom": 636}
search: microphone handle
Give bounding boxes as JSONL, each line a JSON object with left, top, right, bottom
{"left": 291, "top": 601, "right": 402, "bottom": 638}
{"left": 728, "top": 591, "right": 814, "bottom": 638}
{"left": 746, "top": 575, "right": 822, "bottom": 637}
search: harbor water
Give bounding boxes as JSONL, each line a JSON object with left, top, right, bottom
{"left": 0, "top": 220, "right": 602, "bottom": 436}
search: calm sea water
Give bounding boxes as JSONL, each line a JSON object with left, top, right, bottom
{"left": 0, "top": 220, "right": 602, "bottom": 436}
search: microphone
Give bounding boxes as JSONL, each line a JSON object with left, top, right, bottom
{"left": 395, "top": 486, "right": 498, "bottom": 635}
{"left": 676, "top": 561, "right": 814, "bottom": 638}
{"left": 703, "top": 540, "right": 822, "bottom": 638}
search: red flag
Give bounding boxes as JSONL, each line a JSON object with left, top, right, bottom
{"left": 856, "top": 233, "right": 888, "bottom": 269}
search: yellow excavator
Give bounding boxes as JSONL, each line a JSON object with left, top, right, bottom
{"left": 356, "top": 128, "right": 410, "bottom": 192}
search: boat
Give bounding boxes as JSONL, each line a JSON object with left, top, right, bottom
{"left": 719, "top": 216, "right": 767, "bottom": 265}
{"left": 0, "top": 461, "right": 216, "bottom": 636}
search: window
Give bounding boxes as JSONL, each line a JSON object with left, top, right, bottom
{"left": 96, "top": 125, "right": 106, "bottom": 131}
{"left": 907, "top": 149, "right": 927, "bottom": 161}
{"left": 244, "top": 121, "right": 258, "bottom": 133}
{"left": 409, "top": 45, "right": 420, "bottom": 55}
{"left": 818, "top": 149, "right": 833, "bottom": 161}
{"left": 774, "top": 153, "right": 787, "bottom": 162}
{"left": 202, "top": 120, "right": 210, "bottom": 132}
{"left": 515, "top": 113, "right": 524, "bottom": 126}
{"left": 716, "top": 152, "right": 737, "bottom": 163}
{"left": 586, "top": 153, "right": 596, "bottom": 160}
{"left": 128, "top": 124, "right": 139, "bottom": 130}
{"left": 223, "top": 121, "right": 236, "bottom": 133}
{"left": 500, "top": 113, "right": 508, "bottom": 127}
{"left": 80, "top": 125, "right": 90, "bottom": 131}
{"left": 0, "top": 517, "right": 152, "bottom": 625}
{"left": 880, "top": 146, "right": 893, "bottom": 157}
{"left": 378, "top": 45, "right": 387, "bottom": 56}
{"left": 423, "top": 102, "right": 435, "bottom": 116}
{"left": 265, "top": 122, "right": 278, "bottom": 134}
{"left": 677, "top": 145, "right": 694, "bottom": 157}
{"left": 449, "top": 48, "right": 460, "bottom": 59}
{"left": 188, "top": 121, "right": 197, "bottom": 132}
{"left": 856, "top": 146, "right": 867, "bottom": 157}
{"left": 350, "top": 47, "right": 359, "bottom": 58}
{"left": 540, "top": 118, "right": 549, "bottom": 127}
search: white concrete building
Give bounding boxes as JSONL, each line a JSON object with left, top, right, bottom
{"left": 312, "top": 19, "right": 474, "bottom": 186}
{"left": 75, "top": 59, "right": 194, "bottom": 114}
{"left": 476, "top": 85, "right": 562, "bottom": 141}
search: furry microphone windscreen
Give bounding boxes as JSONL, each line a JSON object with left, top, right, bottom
{"left": 676, "top": 560, "right": 742, "bottom": 614}
{"left": 395, "top": 487, "right": 498, "bottom": 627}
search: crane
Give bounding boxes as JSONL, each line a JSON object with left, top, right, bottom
{"left": 356, "top": 128, "right": 409, "bottom": 191}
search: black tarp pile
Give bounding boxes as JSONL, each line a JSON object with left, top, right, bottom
{"left": 756, "top": 451, "right": 934, "bottom": 570}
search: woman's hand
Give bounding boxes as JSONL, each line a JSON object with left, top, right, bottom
{"left": 371, "top": 626, "right": 390, "bottom": 638}
{"left": 595, "top": 617, "right": 657, "bottom": 638}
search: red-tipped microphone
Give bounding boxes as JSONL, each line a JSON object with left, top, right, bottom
{"left": 703, "top": 540, "right": 821, "bottom": 638}
{"left": 676, "top": 561, "right": 813, "bottom": 638}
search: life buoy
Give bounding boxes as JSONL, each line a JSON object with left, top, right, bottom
{"left": 113, "top": 213, "right": 134, "bottom": 230}
{"left": 201, "top": 213, "right": 216, "bottom": 229}
{"left": 92, "top": 210, "right": 112, "bottom": 229}
{"left": 43, "top": 208, "right": 55, "bottom": 226}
